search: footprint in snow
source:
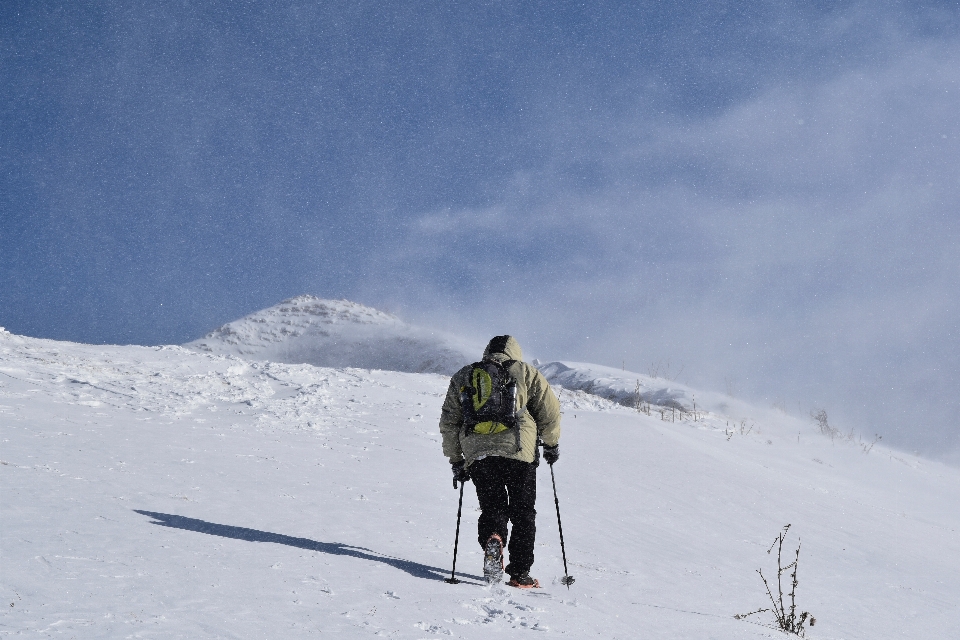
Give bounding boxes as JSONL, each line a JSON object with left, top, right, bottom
{"left": 464, "top": 590, "right": 548, "bottom": 627}
{"left": 508, "top": 599, "right": 545, "bottom": 612}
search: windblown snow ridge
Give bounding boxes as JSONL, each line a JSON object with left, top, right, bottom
{"left": 537, "top": 360, "right": 773, "bottom": 422}
{"left": 184, "top": 295, "right": 477, "bottom": 375}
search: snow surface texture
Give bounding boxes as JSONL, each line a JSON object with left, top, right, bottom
{"left": 185, "top": 295, "right": 478, "bottom": 375}
{"left": 3, "top": 330, "right": 960, "bottom": 638}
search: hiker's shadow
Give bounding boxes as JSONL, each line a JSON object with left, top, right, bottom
{"left": 134, "top": 510, "right": 482, "bottom": 583}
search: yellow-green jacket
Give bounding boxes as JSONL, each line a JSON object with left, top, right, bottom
{"left": 439, "top": 336, "right": 561, "bottom": 467}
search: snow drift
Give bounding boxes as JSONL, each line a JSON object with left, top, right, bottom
{"left": 185, "top": 295, "right": 478, "bottom": 375}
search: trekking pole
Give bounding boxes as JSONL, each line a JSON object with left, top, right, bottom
{"left": 549, "top": 463, "right": 575, "bottom": 588}
{"left": 445, "top": 481, "right": 465, "bottom": 584}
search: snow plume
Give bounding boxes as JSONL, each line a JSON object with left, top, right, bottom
{"left": 185, "top": 295, "right": 479, "bottom": 375}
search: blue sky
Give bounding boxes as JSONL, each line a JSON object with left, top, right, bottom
{"left": 2, "top": 1, "right": 959, "bottom": 458}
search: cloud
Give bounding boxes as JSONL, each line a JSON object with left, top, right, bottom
{"left": 369, "top": 36, "right": 960, "bottom": 457}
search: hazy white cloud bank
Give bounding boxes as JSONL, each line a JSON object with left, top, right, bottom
{"left": 366, "top": 36, "right": 960, "bottom": 458}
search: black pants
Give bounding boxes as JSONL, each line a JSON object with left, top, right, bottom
{"left": 470, "top": 456, "right": 537, "bottom": 577}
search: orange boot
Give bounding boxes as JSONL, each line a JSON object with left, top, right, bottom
{"left": 507, "top": 572, "right": 540, "bottom": 589}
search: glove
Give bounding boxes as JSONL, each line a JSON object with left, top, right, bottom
{"left": 543, "top": 444, "right": 559, "bottom": 465}
{"left": 451, "top": 460, "right": 471, "bottom": 489}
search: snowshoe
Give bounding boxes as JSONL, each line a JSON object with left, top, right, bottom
{"left": 506, "top": 573, "right": 540, "bottom": 589}
{"left": 483, "top": 534, "right": 504, "bottom": 584}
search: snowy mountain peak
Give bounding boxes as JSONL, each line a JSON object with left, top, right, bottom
{"left": 273, "top": 295, "right": 402, "bottom": 325}
{"left": 185, "top": 295, "right": 478, "bottom": 375}
{"left": 194, "top": 296, "right": 403, "bottom": 344}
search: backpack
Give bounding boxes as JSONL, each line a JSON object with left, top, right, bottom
{"left": 459, "top": 359, "right": 523, "bottom": 451}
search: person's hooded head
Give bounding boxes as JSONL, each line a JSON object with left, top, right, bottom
{"left": 482, "top": 335, "right": 523, "bottom": 362}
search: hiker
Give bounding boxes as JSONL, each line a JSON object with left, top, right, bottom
{"left": 439, "top": 335, "right": 561, "bottom": 588}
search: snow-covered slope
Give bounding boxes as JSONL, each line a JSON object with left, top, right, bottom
{"left": 185, "top": 295, "right": 478, "bottom": 375}
{"left": 2, "top": 330, "right": 959, "bottom": 638}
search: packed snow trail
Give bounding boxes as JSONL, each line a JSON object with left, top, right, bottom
{"left": 2, "top": 330, "right": 959, "bottom": 638}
